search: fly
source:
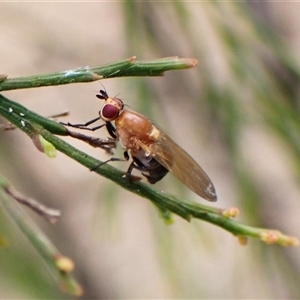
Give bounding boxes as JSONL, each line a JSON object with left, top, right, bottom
{"left": 63, "top": 90, "right": 217, "bottom": 202}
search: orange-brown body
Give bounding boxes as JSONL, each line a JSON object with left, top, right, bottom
{"left": 113, "top": 108, "right": 217, "bottom": 201}
{"left": 115, "top": 110, "right": 158, "bottom": 157}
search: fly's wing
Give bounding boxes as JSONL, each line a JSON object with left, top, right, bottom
{"left": 140, "top": 130, "right": 217, "bottom": 201}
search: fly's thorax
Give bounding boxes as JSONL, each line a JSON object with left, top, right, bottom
{"left": 116, "top": 110, "right": 154, "bottom": 137}
{"left": 115, "top": 110, "right": 158, "bottom": 152}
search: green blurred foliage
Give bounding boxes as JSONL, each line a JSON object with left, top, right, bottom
{"left": 1, "top": 1, "right": 300, "bottom": 299}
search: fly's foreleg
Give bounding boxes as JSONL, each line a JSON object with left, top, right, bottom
{"left": 61, "top": 117, "right": 104, "bottom": 131}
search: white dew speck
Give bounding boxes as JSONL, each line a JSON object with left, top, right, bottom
{"left": 8, "top": 107, "right": 13, "bottom": 113}
{"left": 20, "top": 120, "right": 25, "bottom": 127}
{"left": 20, "top": 113, "right": 25, "bottom": 116}
{"left": 64, "top": 70, "right": 77, "bottom": 76}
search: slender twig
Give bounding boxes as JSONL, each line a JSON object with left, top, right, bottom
{"left": 1, "top": 178, "right": 61, "bottom": 223}
{"left": 0, "top": 57, "right": 198, "bottom": 92}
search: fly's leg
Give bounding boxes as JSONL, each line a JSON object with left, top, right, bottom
{"left": 64, "top": 121, "right": 117, "bottom": 154}
{"left": 67, "top": 130, "right": 116, "bottom": 155}
{"left": 91, "top": 151, "right": 142, "bottom": 182}
{"left": 61, "top": 117, "right": 103, "bottom": 131}
{"left": 106, "top": 122, "right": 117, "bottom": 139}
{"left": 124, "top": 157, "right": 146, "bottom": 183}
{"left": 91, "top": 157, "right": 127, "bottom": 172}
{"left": 61, "top": 118, "right": 117, "bottom": 140}
{"left": 91, "top": 151, "right": 129, "bottom": 171}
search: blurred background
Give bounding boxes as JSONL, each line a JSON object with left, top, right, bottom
{"left": 0, "top": 1, "right": 300, "bottom": 298}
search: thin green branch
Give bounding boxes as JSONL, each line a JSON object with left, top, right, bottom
{"left": 0, "top": 94, "right": 298, "bottom": 247}
{"left": 0, "top": 176, "right": 83, "bottom": 296}
{"left": 0, "top": 57, "right": 197, "bottom": 92}
{"left": 0, "top": 93, "right": 67, "bottom": 135}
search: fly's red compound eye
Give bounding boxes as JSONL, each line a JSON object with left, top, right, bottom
{"left": 101, "top": 104, "right": 119, "bottom": 121}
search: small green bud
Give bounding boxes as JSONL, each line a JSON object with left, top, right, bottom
{"left": 39, "top": 135, "right": 56, "bottom": 158}
{"left": 32, "top": 135, "right": 57, "bottom": 158}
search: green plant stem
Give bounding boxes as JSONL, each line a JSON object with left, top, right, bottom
{"left": 0, "top": 94, "right": 67, "bottom": 135}
{"left": 0, "top": 176, "right": 83, "bottom": 296}
{"left": 0, "top": 57, "right": 198, "bottom": 92}
{"left": 0, "top": 94, "right": 298, "bottom": 247}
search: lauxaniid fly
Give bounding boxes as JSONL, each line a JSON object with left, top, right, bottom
{"left": 63, "top": 90, "right": 217, "bottom": 202}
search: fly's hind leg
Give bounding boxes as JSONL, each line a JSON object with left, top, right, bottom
{"left": 91, "top": 151, "right": 142, "bottom": 183}
{"left": 124, "top": 157, "right": 146, "bottom": 184}
{"left": 91, "top": 151, "right": 129, "bottom": 172}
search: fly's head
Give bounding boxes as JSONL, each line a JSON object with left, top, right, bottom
{"left": 96, "top": 90, "right": 124, "bottom": 122}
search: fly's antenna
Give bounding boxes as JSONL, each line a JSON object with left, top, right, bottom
{"left": 96, "top": 89, "right": 109, "bottom": 100}
{"left": 96, "top": 82, "right": 108, "bottom": 100}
